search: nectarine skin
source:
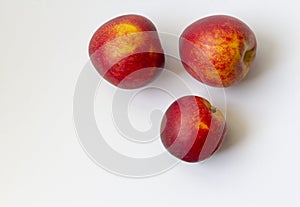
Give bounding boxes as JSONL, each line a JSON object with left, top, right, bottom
{"left": 160, "top": 96, "right": 227, "bottom": 162}
{"left": 89, "top": 14, "right": 165, "bottom": 89}
{"left": 180, "top": 15, "right": 257, "bottom": 87}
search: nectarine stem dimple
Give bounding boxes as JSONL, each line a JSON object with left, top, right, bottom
{"left": 210, "top": 106, "right": 217, "bottom": 113}
{"left": 243, "top": 48, "right": 256, "bottom": 64}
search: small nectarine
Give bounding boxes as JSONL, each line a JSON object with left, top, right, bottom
{"left": 160, "top": 96, "right": 227, "bottom": 162}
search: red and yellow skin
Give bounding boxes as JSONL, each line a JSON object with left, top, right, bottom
{"left": 89, "top": 14, "right": 165, "bottom": 89}
{"left": 160, "top": 96, "right": 227, "bottom": 162}
{"left": 180, "top": 15, "right": 257, "bottom": 87}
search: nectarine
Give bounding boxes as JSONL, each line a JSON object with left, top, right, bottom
{"left": 89, "top": 14, "right": 165, "bottom": 89}
{"left": 160, "top": 96, "right": 226, "bottom": 162}
{"left": 180, "top": 15, "right": 257, "bottom": 87}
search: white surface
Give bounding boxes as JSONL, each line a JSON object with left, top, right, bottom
{"left": 1, "top": 0, "right": 300, "bottom": 206}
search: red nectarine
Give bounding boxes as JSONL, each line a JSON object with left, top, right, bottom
{"left": 180, "top": 15, "right": 257, "bottom": 87}
{"left": 89, "top": 14, "right": 165, "bottom": 89}
{"left": 160, "top": 96, "right": 227, "bottom": 162}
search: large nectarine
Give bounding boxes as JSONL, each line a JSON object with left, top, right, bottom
{"left": 180, "top": 15, "right": 257, "bottom": 87}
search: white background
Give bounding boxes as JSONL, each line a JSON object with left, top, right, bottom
{"left": 1, "top": 0, "right": 300, "bottom": 206}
